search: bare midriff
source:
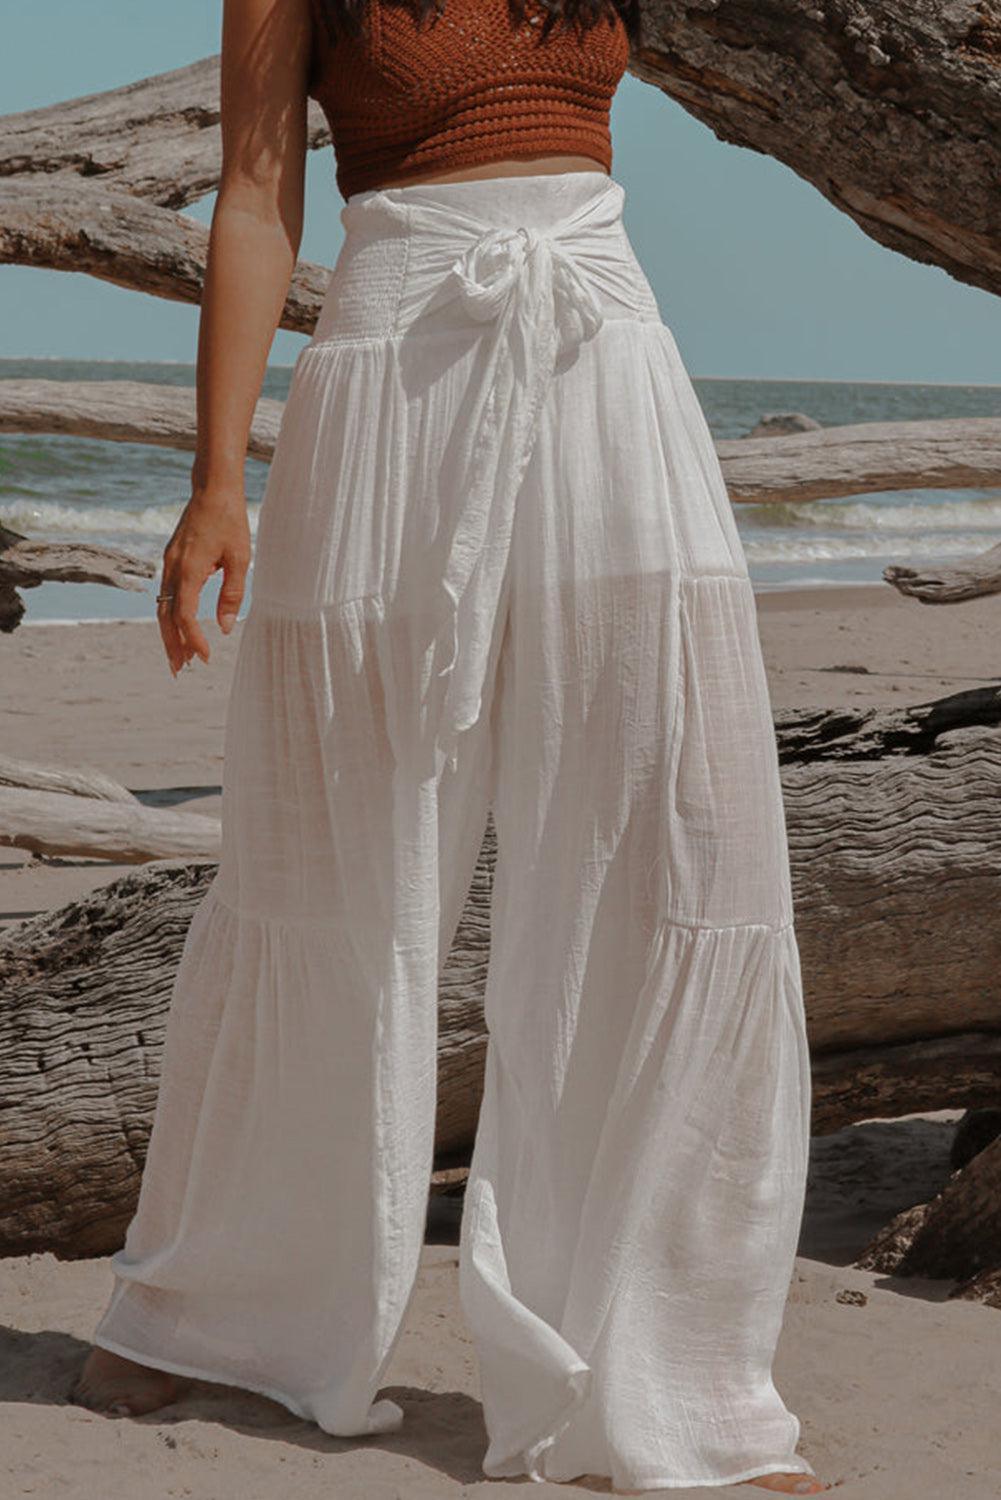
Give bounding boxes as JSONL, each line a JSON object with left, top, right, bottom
{"left": 370, "top": 153, "right": 609, "bottom": 189}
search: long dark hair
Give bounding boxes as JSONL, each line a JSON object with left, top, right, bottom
{"left": 315, "top": 0, "right": 641, "bottom": 47}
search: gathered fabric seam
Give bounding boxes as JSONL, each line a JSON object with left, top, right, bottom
{"left": 246, "top": 573, "right": 753, "bottom": 623}
{"left": 204, "top": 880, "right": 794, "bottom": 938}
{"left": 299, "top": 310, "right": 663, "bottom": 354}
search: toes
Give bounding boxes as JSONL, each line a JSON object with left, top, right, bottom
{"left": 65, "top": 1355, "right": 193, "bottom": 1418}
{"left": 66, "top": 1379, "right": 132, "bottom": 1416}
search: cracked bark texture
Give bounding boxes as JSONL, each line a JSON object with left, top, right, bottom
{"left": 0, "top": 849, "right": 494, "bottom": 1259}
{"left": 856, "top": 1133, "right": 1001, "bottom": 1307}
{"left": 632, "top": 0, "right": 1001, "bottom": 298}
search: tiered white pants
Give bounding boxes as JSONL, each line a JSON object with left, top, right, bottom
{"left": 93, "top": 170, "right": 815, "bottom": 1490}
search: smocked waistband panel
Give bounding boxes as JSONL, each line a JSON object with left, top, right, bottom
{"left": 309, "top": 172, "right": 662, "bottom": 345}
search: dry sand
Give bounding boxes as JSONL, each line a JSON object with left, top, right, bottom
{"left": 2, "top": 581, "right": 1000, "bottom": 1498}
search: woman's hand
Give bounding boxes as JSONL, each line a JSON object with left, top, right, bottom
{"left": 157, "top": 488, "right": 252, "bottom": 676}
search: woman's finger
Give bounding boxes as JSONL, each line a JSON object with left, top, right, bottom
{"left": 155, "top": 569, "right": 185, "bottom": 676}
{"left": 173, "top": 569, "right": 212, "bottom": 665}
{"left": 216, "top": 544, "right": 250, "bottom": 634}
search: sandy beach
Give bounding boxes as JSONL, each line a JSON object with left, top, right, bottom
{"left": 2, "top": 579, "right": 1000, "bottom": 1498}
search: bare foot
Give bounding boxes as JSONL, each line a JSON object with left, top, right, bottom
{"left": 743, "top": 1475, "right": 828, "bottom": 1494}
{"left": 68, "top": 1346, "right": 193, "bottom": 1417}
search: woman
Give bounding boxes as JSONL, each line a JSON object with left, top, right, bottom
{"left": 71, "top": 0, "right": 826, "bottom": 1491}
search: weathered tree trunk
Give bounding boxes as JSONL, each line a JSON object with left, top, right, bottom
{"left": 0, "top": 520, "right": 152, "bottom": 634}
{"left": 634, "top": 1, "right": 1001, "bottom": 299}
{"left": 0, "top": 849, "right": 494, "bottom": 1258}
{"left": 0, "top": 379, "right": 282, "bottom": 459}
{"left": 772, "top": 691, "right": 1001, "bottom": 1129}
{"left": 772, "top": 682, "right": 1001, "bottom": 764}
{"left": 0, "top": 182, "right": 329, "bottom": 330}
{"left": 5, "top": 378, "right": 998, "bottom": 506}
{"left": 0, "top": 753, "right": 139, "bottom": 803}
{"left": 0, "top": 788, "right": 221, "bottom": 862}
{"left": 0, "top": 56, "right": 330, "bottom": 319}
{"left": 884, "top": 542, "right": 1001, "bottom": 606}
{"left": 717, "top": 416, "right": 1001, "bottom": 504}
{"left": 0, "top": 864, "right": 225, "bottom": 1258}
{"left": 781, "top": 706, "right": 1001, "bottom": 1132}
{"left": 856, "top": 1133, "right": 1001, "bottom": 1307}
{"left": 0, "top": 754, "right": 221, "bottom": 861}
{"left": 3, "top": 690, "right": 1001, "bottom": 1266}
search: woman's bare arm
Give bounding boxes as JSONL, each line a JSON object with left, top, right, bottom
{"left": 158, "top": 0, "right": 313, "bottom": 674}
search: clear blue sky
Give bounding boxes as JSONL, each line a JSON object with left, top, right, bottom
{"left": 3, "top": 0, "right": 1000, "bottom": 383}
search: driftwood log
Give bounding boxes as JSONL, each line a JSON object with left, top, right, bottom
{"left": 635, "top": 0, "right": 1001, "bottom": 300}
{"left": 775, "top": 691, "right": 1001, "bottom": 1138}
{"left": 3, "top": 687, "right": 1001, "bottom": 1282}
{"left": 4, "top": 378, "right": 998, "bottom": 506}
{"left": 0, "top": 520, "right": 153, "bottom": 634}
{"left": 884, "top": 543, "right": 1001, "bottom": 606}
{"left": 803, "top": 691, "right": 1001, "bottom": 1301}
{"left": 786, "top": 720, "right": 1001, "bottom": 1128}
{"left": 0, "top": 58, "right": 328, "bottom": 326}
{"left": 0, "top": 856, "right": 490, "bottom": 1258}
{"left": 0, "top": 753, "right": 142, "bottom": 804}
{"left": 857, "top": 1130, "right": 1001, "bottom": 1308}
{"left": 0, "top": 755, "right": 221, "bottom": 862}
{"left": 717, "top": 416, "right": 1001, "bottom": 504}
{"left": 0, "top": 864, "right": 227, "bottom": 1259}
{"left": 0, "top": 378, "right": 283, "bottom": 459}
{"left": 5, "top": 373, "right": 998, "bottom": 628}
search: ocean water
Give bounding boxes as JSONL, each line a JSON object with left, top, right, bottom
{"left": 2, "top": 357, "right": 999, "bottom": 624}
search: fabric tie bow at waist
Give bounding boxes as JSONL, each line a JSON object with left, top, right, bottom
{"left": 450, "top": 224, "right": 605, "bottom": 346}
{"left": 394, "top": 183, "right": 629, "bottom": 777}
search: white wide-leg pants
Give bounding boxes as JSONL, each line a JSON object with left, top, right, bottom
{"left": 93, "top": 170, "right": 815, "bottom": 1490}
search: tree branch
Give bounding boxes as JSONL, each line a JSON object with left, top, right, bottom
{"left": 635, "top": 1, "right": 1001, "bottom": 298}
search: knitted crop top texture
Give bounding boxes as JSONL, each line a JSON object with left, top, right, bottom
{"left": 306, "top": 0, "right": 631, "bottom": 201}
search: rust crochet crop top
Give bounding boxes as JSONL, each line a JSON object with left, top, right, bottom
{"left": 305, "top": 0, "right": 631, "bottom": 202}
